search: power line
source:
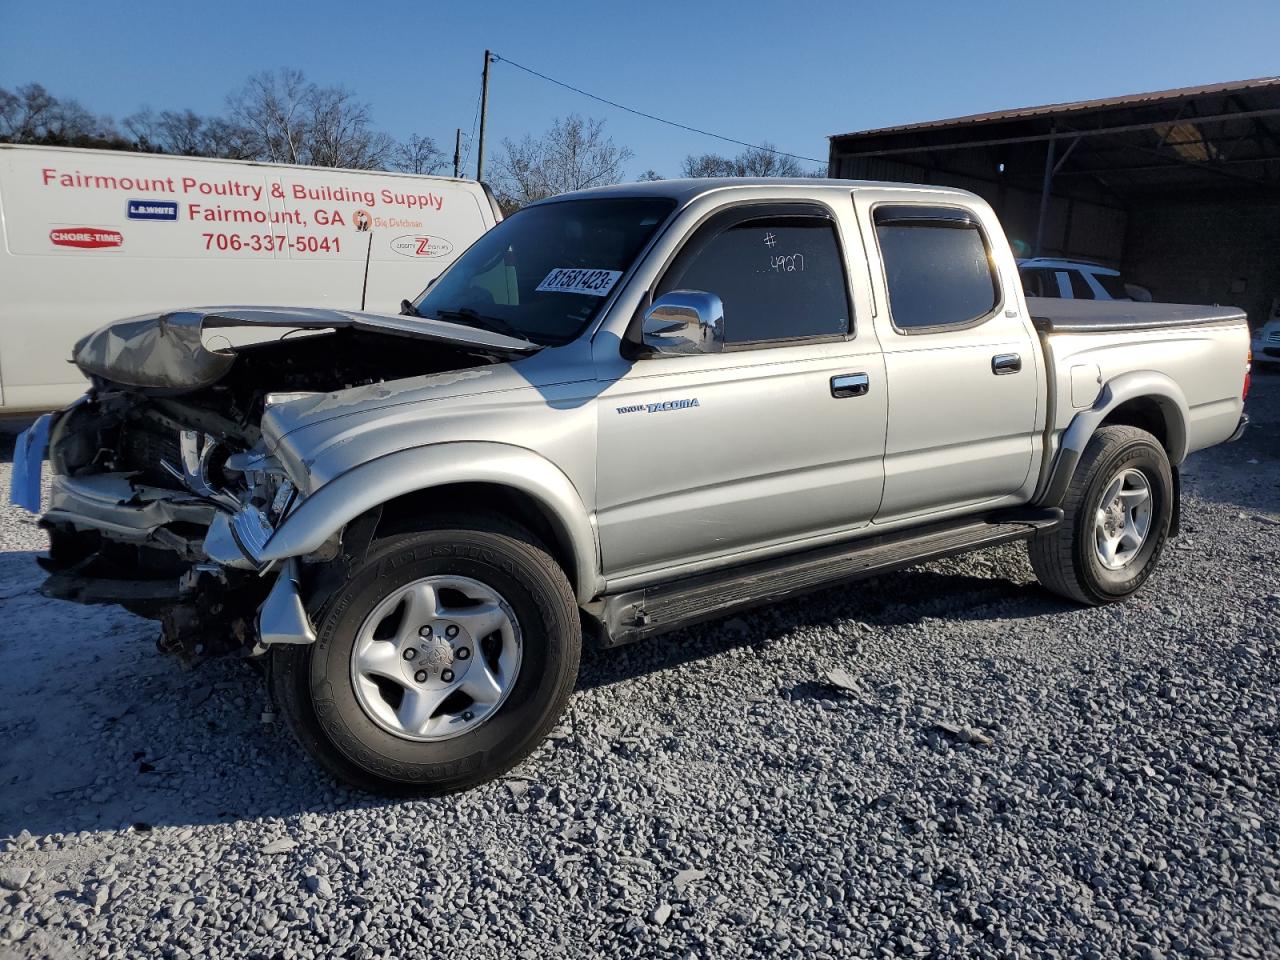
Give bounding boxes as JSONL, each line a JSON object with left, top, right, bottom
{"left": 491, "top": 53, "right": 825, "bottom": 166}
{"left": 459, "top": 87, "right": 481, "bottom": 176}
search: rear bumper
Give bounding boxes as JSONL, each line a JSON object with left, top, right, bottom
{"left": 1228, "top": 413, "right": 1249, "bottom": 443}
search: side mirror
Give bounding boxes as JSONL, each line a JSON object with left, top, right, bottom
{"left": 640, "top": 290, "right": 725, "bottom": 356}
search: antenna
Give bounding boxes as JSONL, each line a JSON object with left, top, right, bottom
{"left": 359, "top": 231, "right": 373, "bottom": 310}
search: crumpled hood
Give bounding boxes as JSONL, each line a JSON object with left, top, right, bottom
{"left": 72, "top": 305, "right": 537, "bottom": 391}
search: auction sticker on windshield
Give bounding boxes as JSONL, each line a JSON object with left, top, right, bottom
{"left": 535, "top": 267, "right": 622, "bottom": 296}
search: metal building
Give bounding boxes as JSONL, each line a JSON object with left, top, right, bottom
{"left": 828, "top": 77, "right": 1280, "bottom": 327}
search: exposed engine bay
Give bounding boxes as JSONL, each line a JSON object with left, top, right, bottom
{"left": 36, "top": 312, "right": 524, "bottom": 662}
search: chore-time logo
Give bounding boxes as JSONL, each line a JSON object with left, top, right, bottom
{"left": 616, "top": 398, "right": 700, "bottom": 415}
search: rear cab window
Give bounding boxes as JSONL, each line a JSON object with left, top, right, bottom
{"left": 872, "top": 204, "right": 999, "bottom": 332}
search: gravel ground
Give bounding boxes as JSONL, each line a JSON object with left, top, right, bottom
{"left": 0, "top": 374, "right": 1277, "bottom": 960}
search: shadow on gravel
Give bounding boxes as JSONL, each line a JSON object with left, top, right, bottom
{"left": 576, "top": 565, "right": 1070, "bottom": 693}
{"left": 0, "top": 542, "right": 1065, "bottom": 837}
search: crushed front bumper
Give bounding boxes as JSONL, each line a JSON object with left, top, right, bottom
{"left": 45, "top": 473, "right": 216, "bottom": 544}
{"left": 12, "top": 415, "right": 317, "bottom": 653}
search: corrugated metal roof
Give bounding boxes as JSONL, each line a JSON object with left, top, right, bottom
{"left": 830, "top": 76, "right": 1280, "bottom": 141}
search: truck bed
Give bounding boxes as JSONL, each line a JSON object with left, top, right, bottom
{"left": 1027, "top": 297, "right": 1247, "bottom": 333}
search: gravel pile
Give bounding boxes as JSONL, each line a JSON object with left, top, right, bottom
{"left": 0, "top": 375, "right": 1277, "bottom": 959}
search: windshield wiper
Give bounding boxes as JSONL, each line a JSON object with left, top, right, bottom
{"left": 430, "top": 307, "right": 535, "bottom": 344}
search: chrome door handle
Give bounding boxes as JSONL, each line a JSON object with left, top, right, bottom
{"left": 992, "top": 353, "right": 1022, "bottom": 375}
{"left": 831, "top": 372, "right": 870, "bottom": 398}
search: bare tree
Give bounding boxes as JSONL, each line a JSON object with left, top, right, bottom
{"left": 681, "top": 142, "right": 804, "bottom": 178}
{"left": 493, "top": 115, "right": 633, "bottom": 207}
{"left": 681, "top": 152, "right": 737, "bottom": 178}
{"left": 307, "top": 85, "right": 396, "bottom": 169}
{"left": 0, "top": 82, "right": 114, "bottom": 145}
{"left": 122, "top": 107, "right": 159, "bottom": 150}
{"left": 156, "top": 109, "right": 207, "bottom": 155}
{"left": 6, "top": 71, "right": 464, "bottom": 173}
{"left": 200, "top": 117, "right": 257, "bottom": 159}
{"left": 636, "top": 169, "right": 664, "bottom": 181}
{"left": 125, "top": 106, "right": 254, "bottom": 158}
{"left": 393, "top": 133, "right": 448, "bottom": 175}
{"left": 735, "top": 143, "right": 803, "bottom": 177}
{"left": 0, "top": 83, "right": 56, "bottom": 141}
{"left": 228, "top": 68, "right": 312, "bottom": 164}
{"left": 228, "top": 70, "right": 400, "bottom": 169}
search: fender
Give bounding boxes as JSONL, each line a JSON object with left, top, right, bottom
{"left": 1039, "top": 370, "right": 1189, "bottom": 507}
{"left": 257, "top": 441, "right": 602, "bottom": 601}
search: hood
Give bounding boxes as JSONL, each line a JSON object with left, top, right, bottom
{"left": 72, "top": 305, "right": 538, "bottom": 392}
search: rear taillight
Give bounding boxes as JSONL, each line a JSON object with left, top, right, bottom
{"left": 1244, "top": 347, "right": 1252, "bottom": 400}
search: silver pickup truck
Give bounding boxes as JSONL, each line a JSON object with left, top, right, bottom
{"left": 11, "top": 178, "right": 1251, "bottom": 794}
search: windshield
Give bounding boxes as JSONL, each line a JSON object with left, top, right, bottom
{"left": 412, "top": 197, "right": 675, "bottom": 345}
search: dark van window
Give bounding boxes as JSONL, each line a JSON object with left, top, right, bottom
{"left": 873, "top": 206, "right": 999, "bottom": 331}
{"left": 658, "top": 214, "right": 850, "bottom": 345}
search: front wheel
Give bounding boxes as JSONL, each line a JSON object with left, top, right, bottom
{"left": 272, "top": 517, "right": 580, "bottom": 795}
{"left": 1029, "top": 425, "right": 1174, "bottom": 605}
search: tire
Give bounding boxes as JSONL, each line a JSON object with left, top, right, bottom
{"left": 1029, "top": 425, "right": 1174, "bottom": 606}
{"left": 271, "top": 516, "right": 580, "bottom": 795}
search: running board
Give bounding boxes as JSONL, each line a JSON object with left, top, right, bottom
{"left": 595, "top": 509, "right": 1061, "bottom": 647}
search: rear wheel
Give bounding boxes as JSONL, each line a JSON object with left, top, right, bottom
{"left": 1029, "top": 425, "right": 1174, "bottom": 605}
{"left": 272, "top": 517, "right": 580, "bottom": 794}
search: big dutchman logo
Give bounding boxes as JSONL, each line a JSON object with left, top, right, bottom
{"left": 389, "top": 234, "right": 453, "bottom": 259}
{"left": 50, "top": 227, "right": 124, "bottom": 249}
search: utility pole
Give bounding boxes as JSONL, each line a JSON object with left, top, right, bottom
{"left": 453, "top": 128, "right": 462, "bottom": 178}
{"left": 476, "top": 49, "right": 492, "bottom": 182}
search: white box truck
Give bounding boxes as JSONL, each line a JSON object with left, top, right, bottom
{"left": 0, "top": 144, "right": 502, "bottom": 412}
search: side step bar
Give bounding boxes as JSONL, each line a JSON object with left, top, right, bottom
{"left": 596, "top": 508, "right": 1062, "bottom": 647}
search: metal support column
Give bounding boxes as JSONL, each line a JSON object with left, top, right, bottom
{"left": 1033, "top": 126, "right": 1057, "bottom": 258}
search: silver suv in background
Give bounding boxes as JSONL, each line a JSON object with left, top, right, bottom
{"left": 1019, "top": 257, "right": 1151, "bottom": 301}
{"left": 1253, "top": 296, "right": 1280, "bottom": 367}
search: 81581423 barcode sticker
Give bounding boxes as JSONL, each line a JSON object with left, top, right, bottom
{"left": 535, "top": 267, "right": 623, "bottom": 296}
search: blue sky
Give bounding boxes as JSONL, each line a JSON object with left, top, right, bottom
{"left": 2, "top": 0, "right": 1277, "bottom": 177}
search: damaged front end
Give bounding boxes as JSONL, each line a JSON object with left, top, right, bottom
{"left": 38, "top": 402, "right": 302, "bottom": 660}
{"left": 14, "top": 305, "right": 535, "bottom": 662}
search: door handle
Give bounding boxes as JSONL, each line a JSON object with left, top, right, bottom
{"left": 992, "top": 353, "right": 1022, "bottom": 375}
{"left": 831, "top": 372, "right": 870, "bottom": 398}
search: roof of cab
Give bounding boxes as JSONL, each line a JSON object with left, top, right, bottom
{"left": 530, "top": 177, "right": 981, "bottom": 206}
